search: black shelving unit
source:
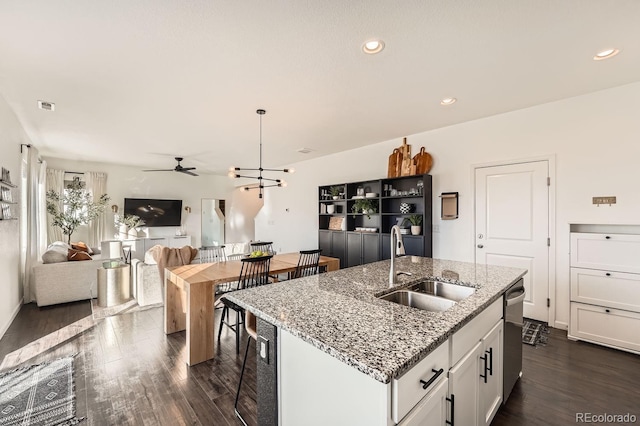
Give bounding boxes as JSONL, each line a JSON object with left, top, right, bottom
{"left": 318, "top": 174, "right": 432, "bottom": 268}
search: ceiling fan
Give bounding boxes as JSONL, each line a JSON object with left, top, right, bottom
{"left": 143, "top": 157, "right": 198, "bottom": 176}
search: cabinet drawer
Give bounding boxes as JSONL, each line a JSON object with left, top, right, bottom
{"left": 392, "top": 340, "right": 449, "bottom": 424}
{"left": 450, "top": 298, "right": 502, "bottom": 366}
{"left": 571, "top": 268, "right": 640, "bottom": 312}
{"left": 570, "top": 233, "right": 640, "bottom": 273}
{"left": 570, "top": 302, "right": 640, "bottom": 353}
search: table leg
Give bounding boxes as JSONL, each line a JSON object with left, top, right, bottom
{"left": 165, "top": 275, "right": 186, "bottom": 334}
{"left": 325, "top": 258, "right": 340, "bottom": 272}
{"left": 186, "top": 281, "right": 215, "bottom": 366}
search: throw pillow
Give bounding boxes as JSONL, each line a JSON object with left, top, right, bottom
{"left": 71, "top": 241, "right": 94, "bottom": 255}
{"left": 68, "top": 249, "right": 92, "bottom": 261}
{"left": 42, "top": 242, "right": 71, "bottom": 264}
{"left": 144, "top": 245, "right": 162, "bottom": 265}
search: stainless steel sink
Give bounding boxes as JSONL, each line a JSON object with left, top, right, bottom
{"left": 378, "top": 290, "right": 456, "bottom": 312}
{"left": 407, "top": 281, "right": 475, "bottom": 301}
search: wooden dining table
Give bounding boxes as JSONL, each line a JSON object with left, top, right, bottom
{"left": 164, "top": 253, "right": 340, "bottom": 366}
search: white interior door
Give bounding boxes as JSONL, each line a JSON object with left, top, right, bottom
{"left": 475, "top": 161, "right": 549, "bottom": 321}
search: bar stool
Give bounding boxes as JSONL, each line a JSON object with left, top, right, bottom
{"left": 235, "top": 310, "right": 257, "bottom": 426}
{"left": 218, "top": 255, "right": 273, "bottom": 353}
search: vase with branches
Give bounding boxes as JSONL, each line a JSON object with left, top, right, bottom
{"left": 46, "top": 178, "right": 110, "bottom": 244}
{"left": 115, "top": 214, "right": 146, "bottom": 238}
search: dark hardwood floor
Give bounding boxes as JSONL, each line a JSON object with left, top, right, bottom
{"left": 1, "top": 302, "right": 639, "bottom": 425}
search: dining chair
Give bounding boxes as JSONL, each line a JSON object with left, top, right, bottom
{"left": 235, "top": 310, "right": 257, "bottom": 426}
{"left": 290, "top": 249, "right": 322, "bottom": 280}
{"left": 199, "top": 245, "right": 227, "bottom": 263}
{"left": 218, "top": 255, "right": 273, "bottom": 353}
{"left": 249, "top": 241, "right": 274, "bottom": 254}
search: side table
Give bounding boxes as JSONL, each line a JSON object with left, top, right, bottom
{"left": 97, "top": 263, "right": 131, "bottom": 307}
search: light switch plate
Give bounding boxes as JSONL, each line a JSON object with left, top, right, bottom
{"left": 258, "top": 336, "right": 269, "bottom": 364}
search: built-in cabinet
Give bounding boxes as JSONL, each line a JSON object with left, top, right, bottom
{"left": 125, "top": 235, "right": 193, "bottom": 261}
{"left": 278, "top": 297, "right": 505, "bottom": 425}
{"left": 569, "top": 232, "right": 640, "bottom": 354}
{"left": 448, "top": 298, "right": 503, "bottom": 426}
{"left": 319, "top": 174, "right": 432, "bottom": 268}
{"left": 0, "top": 173, "right": 18, "bottom": 221}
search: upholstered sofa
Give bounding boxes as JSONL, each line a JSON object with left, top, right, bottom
{"left": 132, "top": 243, "right": 248, "bottom": 306}
{"left": 131, "top": 245, "right": 199, "bottom": 306}
{"left": 32, "top": 241, "right": 122, "bottom": 307}
{"left": 33, "top": 257, "right": 105, "bottom": 306}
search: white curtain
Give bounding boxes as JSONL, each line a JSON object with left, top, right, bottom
{"left": 19, "top": 146, "right": 47, "bottom": 303}
{"left": 45, "top": 168, "right": 65, "bottom": 243}
{"left": 85, "top": 171, "right": 108, "bottom": 248}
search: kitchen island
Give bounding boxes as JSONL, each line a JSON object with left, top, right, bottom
{"left": 225, "top": 256, "right": 526, "bottom": 426}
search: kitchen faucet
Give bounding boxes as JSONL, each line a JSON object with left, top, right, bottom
{"left": 389, "top": 225, "right": 411, "bottom": 285}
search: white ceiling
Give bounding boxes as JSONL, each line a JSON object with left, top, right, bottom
{"left": 1, "top": 1, "right": 638, "bottom": 175}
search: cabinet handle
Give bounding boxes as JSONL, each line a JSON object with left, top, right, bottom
{"left": 605, "top": 272, "right": 611, "bottom": 277}
{"left": 419, "top": 368, "right": 444, "bottom": 390}
{"left": 446, "top": 394, "right": 455, "bottom": 426}
{"left": 486, "top": 347, "right": 493, "bottom": 376}
{"left": 605, "top": 235, "right": 611, "bottom": 239}
{"left": 605, "top": 309, "right": 610, "bottom": 313}
{"left": 480, "top": 354, "right": 488, "bottom": 383}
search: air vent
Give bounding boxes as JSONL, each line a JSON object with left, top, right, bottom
{"left": 297, "top": 147, "right": 314, "bottom": 154}
{"left": 37, "top": 100, "right": 55, "bottom": 111}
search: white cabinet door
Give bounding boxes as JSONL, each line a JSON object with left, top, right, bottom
{"left": 399, "top": 378, "right": 449, "bottom": 426}
{"left": 569, "top": 302, "right": 640, "bottom": 353}
{"left": 449, "top": 341, "right": 482, "bottom": 426}
{"left": 570, "top": 267, "right": 640, "bottom": 312}
{"left": 479, "top": 320, "right": 503, "bottom": 426}
{"left": 570, "top": 232, "right": 640, "bottom": 274}
{"left": 144, "top": 237, "right": 168, "bottom": 252}
{"left": 169, "top": 235, "right": 192, "bottom": 248}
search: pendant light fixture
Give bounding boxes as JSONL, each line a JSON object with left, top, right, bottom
{"left": 228, "top": 109, "right": 295, "bottom": 198}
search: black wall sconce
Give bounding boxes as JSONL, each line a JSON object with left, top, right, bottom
{"left": 440, "top": 192, "right": 459, "bottom": 220}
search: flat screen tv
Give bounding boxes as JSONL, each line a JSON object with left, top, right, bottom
{"left": 124, "top": 198, "right": 182, "bottom": 227}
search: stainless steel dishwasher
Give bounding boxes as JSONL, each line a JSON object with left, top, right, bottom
{"left": 503, "top": 279, "right": 526, "bottom": 402}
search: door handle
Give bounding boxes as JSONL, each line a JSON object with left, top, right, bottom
{"left": 477, "top": 244, "right": 484, "bottom": 249}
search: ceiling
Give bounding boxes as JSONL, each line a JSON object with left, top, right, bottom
{"left": 0, "top": 1, "right": 638, "bottom": 175}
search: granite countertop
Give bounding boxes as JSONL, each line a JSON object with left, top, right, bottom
{"left": 224, "top": 256, "right": 526, "bottom": 384}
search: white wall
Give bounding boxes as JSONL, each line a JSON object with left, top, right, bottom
{"left": 0, "top": 95, "right": 31, "bottom": 338}
{"left": 227, "top": 187, "right": 263, "bottom": 243}
{"left": 257, "top": 81, "right": 640, "bottom": 328}
{"left": 44, "top": 157, "right": 235, "bottom": 249}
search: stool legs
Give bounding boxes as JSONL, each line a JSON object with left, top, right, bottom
{"left": 235, "top": 335, "right": 252, "bottom": 426}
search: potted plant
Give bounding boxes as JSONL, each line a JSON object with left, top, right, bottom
{"left": 404, "top": 214, "right": 423, "bottom": 235}
{"left": 351, "top": 198, "right": 377, "bottom": 219}
{"left": 330, "top": 186, "right": 342, "bottom": 200}
{"left": 46, "top": 177, "right": 110, "bottom": 244}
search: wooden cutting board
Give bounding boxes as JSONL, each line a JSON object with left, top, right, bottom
{"left": 413, "top": 147, "right": 433, "bottom": 174}
{"left": 387, "top": 148, "right": 402, "bottom": 178}
{"left": 400, "top": 138, "right": 413, "bottom": 176}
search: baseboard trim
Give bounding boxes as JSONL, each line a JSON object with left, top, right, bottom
{"left": 0, "top": 298, "right": 23, "bottom": 340}
{"left": 554, "top": 320, "right": 569, "bottom": 330}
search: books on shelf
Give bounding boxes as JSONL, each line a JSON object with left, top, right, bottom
{"left": 1, "top": 186, "right": 12, "bottom": 202}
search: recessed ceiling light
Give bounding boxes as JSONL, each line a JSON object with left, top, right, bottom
{"left": 37, "top": 100, "right": 55, "bottom": 111}
{"left": 593, "top": 48, "right": 620, "bottom": 61}
{"left": 363, "top": 39, "right": 385, "bottom": 54}
{"left": 440, "top": 97, "right": 457, "bottom": 106}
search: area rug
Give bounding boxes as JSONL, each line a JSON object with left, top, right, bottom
{"left": 90, "top": 298, "right": 162, "bottom": 320}
{"left": 522, "top": 319, "right": 549, "bottom": 346}
{"left": 0, "top": 355, "right": 83, "bottom": 425}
